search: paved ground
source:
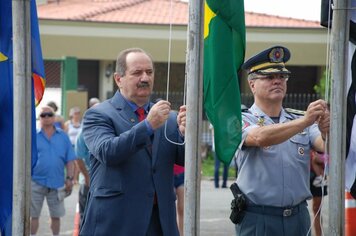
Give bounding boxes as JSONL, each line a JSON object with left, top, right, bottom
{"left": 37, "top": 178, "right": 329, "bottom": 236}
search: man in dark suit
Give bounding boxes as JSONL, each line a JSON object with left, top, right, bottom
{"left": 79, "top": 48, "right": 186, "bottom": 236}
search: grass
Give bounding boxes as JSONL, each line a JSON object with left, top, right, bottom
{"left": 201, "top": 152, "right": 236, "bottom": 178}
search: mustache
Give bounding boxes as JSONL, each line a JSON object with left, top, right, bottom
{"left": 137, "top": 82, "right": 150, "bottom": 88}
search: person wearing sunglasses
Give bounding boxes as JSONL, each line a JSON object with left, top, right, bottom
{"left": 233, "top": 46, "right": 330, "bottom": 236}
{"left": 30, "top": 106, "right": 76, "bottom": 236}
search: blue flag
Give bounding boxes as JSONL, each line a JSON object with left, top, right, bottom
{"left": 0, "top": 1, "right": 45, "bottom": 234}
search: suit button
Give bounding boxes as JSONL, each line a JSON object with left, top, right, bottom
{"left": 152, "top": 168, "right": 156, "bottom": 173}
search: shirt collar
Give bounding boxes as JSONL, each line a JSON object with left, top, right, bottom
{"left": 123, "top": 98, "right": 149, "bottom": 113}
{"left": 37, "top": 125, "right": 61, "bottom": 134}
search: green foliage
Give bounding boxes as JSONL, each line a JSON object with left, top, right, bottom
{"left": 201, "top": 154, "right": 215, "bottom": 177}
{"left": 313, "top": 70, "right": 330, "bottom": 99}
{"left": 201, "top": 151, "right": 236, "bottom": 177}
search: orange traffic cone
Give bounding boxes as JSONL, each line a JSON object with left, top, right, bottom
{"left": 345, "top": 191, "right": 356, "bottom": 236}
{"left": 73, "top": 203, "right": 80, "bottom": 236}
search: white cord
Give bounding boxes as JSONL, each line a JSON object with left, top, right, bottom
{"left": 306, "top": 1, "right": 333, "bottom": 234}
{"left": 163, "top": 0, "right": 186, "bottom": 146}
{"left": 307, "top": 150, "right": 328, "bottom": 236}
{"left": 324, "top": 0, "right": 333, "bottom": 103}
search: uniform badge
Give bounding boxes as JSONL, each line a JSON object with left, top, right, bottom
{"left": 269, "top": 47, "right": 284, "bottom": 63}
{"left": 298, "top": 147, "right": 305, "bottom": 156}
{"left": 257, "top": 117, "right": 265, "bottom": 126}
{"left": 130, "top": 118, "right": 135, "bottom": 123}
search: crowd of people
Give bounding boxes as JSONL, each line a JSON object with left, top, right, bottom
{"left": 30, "top": 46, "right": 332, "bottom": 236}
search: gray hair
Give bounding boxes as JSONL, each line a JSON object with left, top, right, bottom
{"left": 69, "top": 106, "right": 81, "bottom": 118}
{"left": 115, "top": 48, "right": 154, "bottom": 77}
{"left": 89, "top": 97, "right": 100, "bottom": 107}
{"left": 247, "top": 72, "right": 260, "bottom": 80}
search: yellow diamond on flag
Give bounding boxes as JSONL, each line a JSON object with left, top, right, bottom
{"left": 0, "top": 52, "right": 8, "bottom": 62}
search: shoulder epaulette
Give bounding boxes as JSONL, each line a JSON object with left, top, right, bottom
{"left": 285, "top": 108, "right": 305, "bottom": 116}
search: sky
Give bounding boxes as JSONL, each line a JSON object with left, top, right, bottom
{"left": 244, "top": 0, "right": 322, "bottom": 22}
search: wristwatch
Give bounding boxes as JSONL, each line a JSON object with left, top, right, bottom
{"left": 66, "top": 176, "right": 74, "bottom": 181}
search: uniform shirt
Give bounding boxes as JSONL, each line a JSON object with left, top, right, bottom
{"left": 75, "top": 130, "right": 90, "bottom": 185}
{"left": 235, "top": 104, "right": 320, "bottom": 207}
{"left": 32, "top": 127, "right": 76, "bottom": 189}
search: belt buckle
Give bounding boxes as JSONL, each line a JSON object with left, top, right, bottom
{"left": 283, "top": 208, "right": 292, "bottom": 217}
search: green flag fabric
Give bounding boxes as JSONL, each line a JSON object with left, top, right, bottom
{"left": 203, "top": 0, "right": 246, "bottom": 165}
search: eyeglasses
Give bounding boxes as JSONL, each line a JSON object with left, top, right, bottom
{"left": 40, "top": 112, "right": 54, "bottom": 118}
{"left": 252, "top": 74, "right": 289, "bottom": 81}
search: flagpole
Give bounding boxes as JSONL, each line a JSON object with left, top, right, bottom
{"left": 184, "top": 0, "right": 204, "bottom": 234}
{"left": 12, "top": 0, "right": 32, "bottom": 235}
{"left": 328, "top": 0, "right": 350, "bottom": 235}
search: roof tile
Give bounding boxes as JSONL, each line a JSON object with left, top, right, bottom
{"left": 38, "top": 0, "right": 321, "bottom": 28}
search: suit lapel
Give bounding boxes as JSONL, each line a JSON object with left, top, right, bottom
{"left": 111, "top": 92, "right": 154, "bottom": 158}
{"left": 111, "top": 91, "right": 142, "bottom": 125}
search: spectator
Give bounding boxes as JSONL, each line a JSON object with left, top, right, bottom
{"left": 174, "top": 164, "right": 185, "bottom": 236}
{"left": 30, "top": 106, "right": 76, "bottom": 236}
{"left": 64, "top": 106, "right": 82, "bottom": 145}
{"left": 47, "top": 101, "right": 65, "bottom": 130}
{"left": 210, "top": 124, "right": 228, "bottom": 188}
{"left": 74, "top": 97, "right": 100, "bottom": 226}
{"left": 310, "top": 150, "right": 328, "bottom": 236}
{"left": 64, "top": 106, "right": 82, "bottom": 184}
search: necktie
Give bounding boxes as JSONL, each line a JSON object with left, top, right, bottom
{"left": 136, "top": 107, "right": 156, "bottom": 204}
{"left": 136, "top": 107, "right": 146, "bottom": 121}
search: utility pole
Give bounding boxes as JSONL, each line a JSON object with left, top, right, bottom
{"left": 12, "top": 0, "right": 32, "bottom": 235}
{"left": 184, "top": 0, "right": 204, "bottom": 235}
{"left": 328, "top": 0, "right": 350, "bottom": 235}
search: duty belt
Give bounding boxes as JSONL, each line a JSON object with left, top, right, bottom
{"left": 245, "top": 201, "right": 306, "bottom": 217}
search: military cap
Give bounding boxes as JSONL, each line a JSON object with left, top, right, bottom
{"left": 242, "top": 46, "right": 291, "bottom": 75}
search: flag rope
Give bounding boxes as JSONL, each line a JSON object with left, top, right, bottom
{"left": 163, "top": 0, "right": 186, "bottom": 146}
{"left": 307, "top": 1, "right": 333, "bottom": 235}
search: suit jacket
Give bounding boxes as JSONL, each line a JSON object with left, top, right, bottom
{"left": 79, "top": 91, "right": 184, "bottom": 236}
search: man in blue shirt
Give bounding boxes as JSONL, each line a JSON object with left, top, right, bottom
{"left": 30, "top": 106, "right": 76, "bottom": 236}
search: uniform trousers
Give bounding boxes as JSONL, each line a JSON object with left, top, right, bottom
{"left": 235, "top": 201, "right": 311, "bottom": 236}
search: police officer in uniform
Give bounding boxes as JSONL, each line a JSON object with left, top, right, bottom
{"left": 234, "top": 46, "right": 330, "bottom": 236}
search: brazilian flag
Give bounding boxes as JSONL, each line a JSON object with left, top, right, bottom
{"left": 203, "top": 0, "right": 246, "bottom": 165}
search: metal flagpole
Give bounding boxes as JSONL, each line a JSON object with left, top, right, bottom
{"left": 184, "top": 0, "right": 204, "bottom": 234}
{"left": 328, "top": 0, "right": 350, "bottom": 235}
{"left": 12, "top": 0, "right": 32, "bottom": 235}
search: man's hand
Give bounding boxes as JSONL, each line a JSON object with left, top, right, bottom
{"left": 146, "top": 100, "right": 171, "bottom": 130}
{"left": 318, "top": 107, "right": 330, "bottom": 140}
{"left": 177, "top": 105, "right": 186, "bottom": 136}
{"left": 65, "top": 178, "right": 73, "bottom": 194}
{"left": 303, "top": 99, "right": 328, "bottom": 127}
{"left": 76, "top": 159, "right": 90, "bottom": 186}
